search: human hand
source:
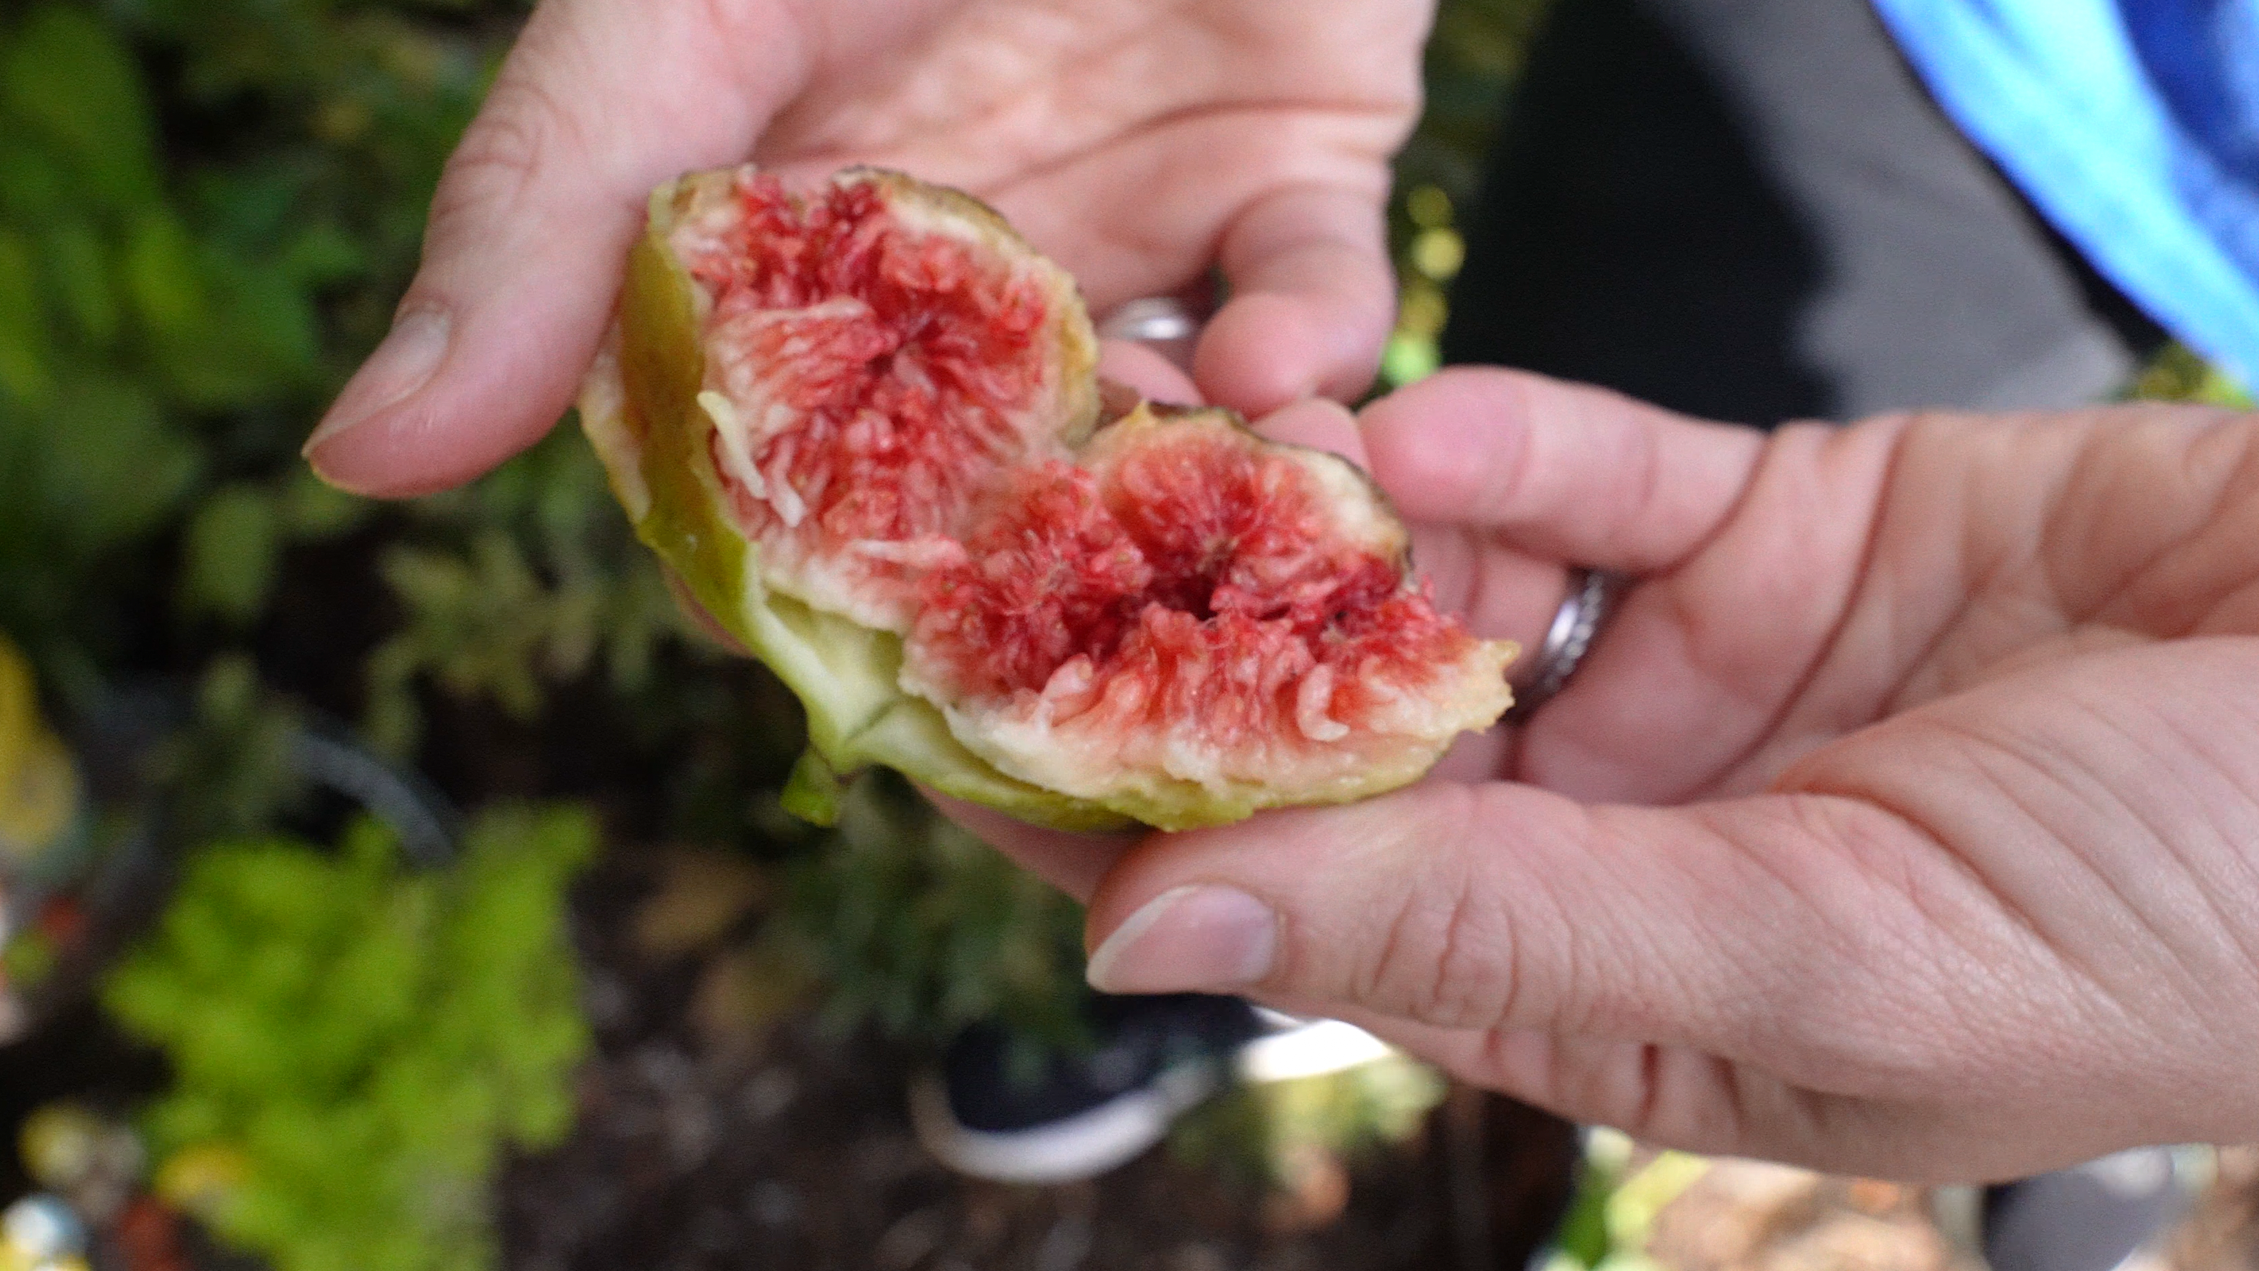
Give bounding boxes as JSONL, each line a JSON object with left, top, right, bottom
{"left": 966, "top": 368, "right": 2259, "bottom": 1182}
{"left": 302, "top": 0, "right": 1429, "bottom": 497}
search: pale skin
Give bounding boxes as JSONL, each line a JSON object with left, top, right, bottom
{"left": 314, "top": 0, "right": 2259, "bottom": 1185}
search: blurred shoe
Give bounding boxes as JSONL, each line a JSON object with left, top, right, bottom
{"left": 912, "top": 995, "right": 1393, "bottom": 1184}
{"left": 1933, "top": 1147, "right": 2211, "bottom": 1271}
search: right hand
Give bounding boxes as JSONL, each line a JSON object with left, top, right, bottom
{"left": 303, "top": 0, "right": 1433, "bottom": 497}
{"left": 967, "top": 370, "right": 2259, "bottom": 1182}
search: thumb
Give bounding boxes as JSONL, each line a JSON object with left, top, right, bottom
{"left": 303, "top": 0, "right": 806, "bottom": 496}
{"left": 1080, "top": 782, "right": 1959, "bottom": 1060}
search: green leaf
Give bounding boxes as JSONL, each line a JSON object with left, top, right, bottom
{"left": 0, "top": 138, "right": 69, "bottom": 224}
{"left": 280, "top": 467, "right": 372, "bottom": 540}
{"left": 40, "top": 218, "right": 120, "bottom": 346}
{"left": 105, "top": 806, "right": 595, "bottom": 1271}
{"left": 124, "top": 211, "right": 322, "bottom": 406}
{"left": 169, "top": 253, "right": 323, "bottom": 407}
{"left": 182, "top": 484, "right": 283, "bottom": 625}
{"left": 281, "top": 222, "right": 368, "bottom": 289}
{"left": 39, "top": 375, "right": 199, "bottom": 550}
{"left": 125, "top": 210, "right": 207, "bottom": 339}
{"left": 0, "top": 228, "right": 54, "bottom": 406}
{"left": 0, "top": 6, "right": 161, "bottom": 210}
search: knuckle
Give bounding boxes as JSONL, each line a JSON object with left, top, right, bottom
{"left": 1609, "top": 411, "right": 1665, "bottom": 559}
{"left": 432, "top": 87, "right": 566, "bottom": 232}
{"left": 1473, "top": 373, "right": 1541, "bottom": 512}
{"left": 1352, "top": 800, "right": 1513, "bottom": 1028}
{"left": 424, "top": 35, "right": 591, "bottom": 261}
{"left": 1419, "top": 878, "right": 1505, "bottom": 1025}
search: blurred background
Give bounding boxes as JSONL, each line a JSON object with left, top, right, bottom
{"left": 0, "top": 1, "right": 2253, "bottom": 1269}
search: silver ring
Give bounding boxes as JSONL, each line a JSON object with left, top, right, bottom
{"left": 1505, "top": 569, "right": 1622, "bottom": 724}
{"left": 1098, "top": 296, "right": 1202, "bottom": 344}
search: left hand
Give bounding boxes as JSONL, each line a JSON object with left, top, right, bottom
{"left": 303, "top": 0, "right": 1428, "bottom": 496}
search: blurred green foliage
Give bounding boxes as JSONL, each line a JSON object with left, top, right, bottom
{"left": 1407, "top": 0, "right": 1556, "bottom": 203}
{"left": 768, "top": 775, "right": 1089, "bottom": 1046}
{"left": 0, "top": 3, "right": 654, "bottom": 1260}
{"left": 1384, "top": 0, "right": 1555, "bottom": 387}
{"left": 0, "top": 0, "right": 1108, "bottom": 1182}
{"left": 1169, "top": 1052, "right": 1448, "bottom": 1190}
{"left": 104, "top": 806, "right": 595, "bottom": 1271}
{"left": 157, "top": 654, "right": 311, "bottom": 845}
{"left": 364, "top": 429, "right": 686, "bottom": 758}
{"left": 0, "top": 0, "right": 500, "bottom": 696}
{"left": 2129, "top": 341, "right": 2257, "bottom": 407}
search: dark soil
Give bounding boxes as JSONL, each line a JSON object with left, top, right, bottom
{"left": 497, "top": 847, "right": 1584, "bottom": 1271}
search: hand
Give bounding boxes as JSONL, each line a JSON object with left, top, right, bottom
{"left": 302, "top": 0, "right": 1429, "bottom": 496}
{"left": 966, "top": 368, "right": 2259, "bottom": 1182}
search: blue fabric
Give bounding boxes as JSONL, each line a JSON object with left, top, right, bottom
{"left": 1871, "top": 0, "right": 2259, "bottom": 383}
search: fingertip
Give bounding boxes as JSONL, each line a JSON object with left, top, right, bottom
{"left": 308, "top": 0, "right": 802, "bottom": 497}
{"left": 1357, "top": 367, "right": 1765, "bottom": 571}
{"left": 1358, "top": 367, "right": 1540, "bottom": 521}
{"left": 1194, "top": 185, "right": 1397, "bottom": 415}
{"left": 1083, "top": 785, "right": 1500, "bottom": 1003}
{"left": 1195, "top": 288, "right": 1389, "bottom": 416}
{"left": 1192, "top": 292, "right": 1320, "bottom": 413}
{"left": 304, "top": 303, "right": 593, "bottom": 498}
{"left": 305, "top": 169, "right": 640, "bottom": 497}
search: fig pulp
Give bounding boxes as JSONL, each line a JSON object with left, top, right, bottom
{"left": 581, "top": 166, "right": 1515, "bottom": 831}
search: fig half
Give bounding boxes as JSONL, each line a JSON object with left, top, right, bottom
{"left": 580, "top": 166, "right": 1515, "bottom": 832}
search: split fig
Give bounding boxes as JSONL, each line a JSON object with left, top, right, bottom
{"left": 580, "top": 166, "right": 1515, "bottom": 832}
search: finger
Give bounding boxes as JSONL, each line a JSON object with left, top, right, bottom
{"left": 304, "top": 0, "right": 809, "bottom": 497}
{"left": 1193, "top": 183, "right": 1398, "bottom": 414}
{"left": 1357, "top": 368, "right": 1768, "bottom": 574}
{"left": 1362, "top": 1007, "right": 2132, "bottom": 1180}
{"left": 1077, "top": 781, "right": 2013, "bottom": 1082}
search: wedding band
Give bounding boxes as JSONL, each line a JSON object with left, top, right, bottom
{"left": 1506, "top": 569, "right": 1622, "bottom": 724}
{"left": 1098, "top": 296, "right": 1202, "bottom": 343}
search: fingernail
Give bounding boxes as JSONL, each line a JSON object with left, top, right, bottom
{"left": 1086, "top": 884, "right": 1277, "bottom": 994}
{"left": 303, "top": 308, "right": 451, "bottom": 460}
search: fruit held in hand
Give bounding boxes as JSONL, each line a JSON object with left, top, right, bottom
{"left": 580, "top": 166, "right": 1515, "bottom": 831}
